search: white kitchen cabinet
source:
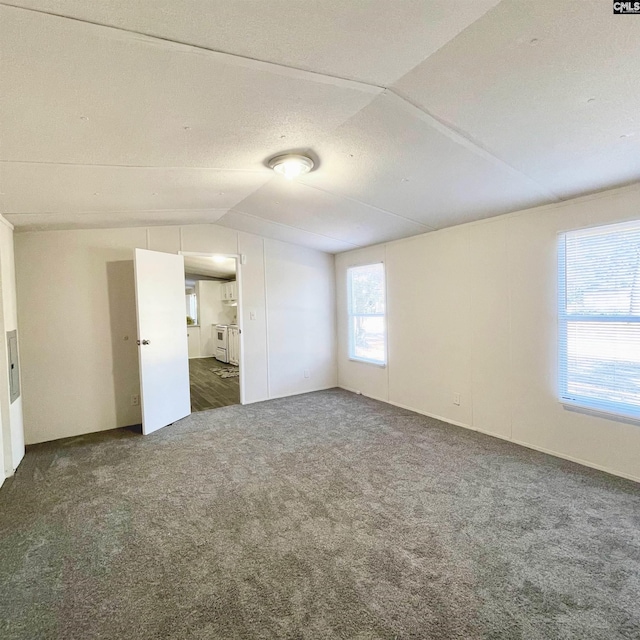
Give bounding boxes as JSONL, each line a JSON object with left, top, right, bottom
{"left": 228, "top": 325, "right": 240, "bottom": 366}
{"left": 220, "top": 281, "right": 238, "bottom": 301}
{"left": 187, "top": 326, "right": 201, "bottom": 358}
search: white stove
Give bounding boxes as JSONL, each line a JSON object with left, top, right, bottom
{"left": 214, "top": 324, "right": 229, "bottom": 363}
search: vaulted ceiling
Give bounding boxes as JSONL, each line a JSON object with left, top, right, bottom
{"left": 1, "top": 1, "right": 639, "bottom": 253}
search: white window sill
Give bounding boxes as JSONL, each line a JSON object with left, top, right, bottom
{"left": 561, "top": 400, "right": 640, "bottom": 427}
{"left": 348, "top": 358, "right": 386, "bottom": 368}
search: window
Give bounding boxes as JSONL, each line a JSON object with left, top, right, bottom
{"left": 558, "top": 220, "right": 640, "bottom": 420}
{"left": 186, "top": 290, "right": 198, "bottom": 325}
{"left": 347, "top": 263, "right": 386, "bottom": 365}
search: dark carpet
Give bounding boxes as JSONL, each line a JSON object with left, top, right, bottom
{"left": 1, "top": 389, "right": 639, "bottom": 639}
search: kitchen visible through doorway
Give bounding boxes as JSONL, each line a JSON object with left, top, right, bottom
{"left": 183, "top": 253, "right": 241, "bottom": 412}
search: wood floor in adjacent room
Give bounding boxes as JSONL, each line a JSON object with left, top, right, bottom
{"left": 189, "top": 357, "right": 239, "bottom": 412}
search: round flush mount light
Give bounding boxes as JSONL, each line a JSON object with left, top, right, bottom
{"left": 268, "top": 154, "right": 315, "bottom": 180}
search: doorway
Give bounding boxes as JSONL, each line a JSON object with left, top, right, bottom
{"left": 182, "top": 253, "right": 241, "bottom": 413}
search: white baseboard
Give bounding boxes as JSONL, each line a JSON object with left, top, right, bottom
{"left": 267, "top": 385, "right": 337, "bottom": 402}
{"left": 385, "top": 398, "right": 473, "bottom": 431}
{"left": 338, "top": 386, "right": 640, "bottom": 485}
{"left": 337, "top": 384, "right": 388, "bottom": 405}
{"left": 507, "top": 438, "right": 640, "bottom": 484}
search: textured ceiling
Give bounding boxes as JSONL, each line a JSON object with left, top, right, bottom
{"left": 184, "top": 255, "right": 236, "bottom": 280}
{"left": 1, "top": 1, "right": 639, "bottom": 253}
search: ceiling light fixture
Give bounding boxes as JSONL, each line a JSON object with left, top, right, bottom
{"left": 268, "top": 154, "right": 314, "bottom": 180}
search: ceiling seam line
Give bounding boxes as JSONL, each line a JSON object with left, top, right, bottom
{"left": 0, "top": 2, "right": 385, "bottom": 92}
{"left": 3, "top": 209, "right": 233, "bottom": 216}
{"left": 0, "top": 160, "right": 269, "bottom": 172}
{"left": 228, "top": 209, "right": 362, "bottom": 249}
{"left": 1, "top": 1, "right": 565, "bottom": 222}
{"left": 386, "top": 0, "right": 506, "bottom": 95}
{"left": 297, "top": 181, "right": 436, "bottom": 231}
{"left": 387, "top": 87, "right": 564, "bottom": 202}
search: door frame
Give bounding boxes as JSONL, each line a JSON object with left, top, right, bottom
{"left": 179, "top": 251, "right": 245, "bottom": 406}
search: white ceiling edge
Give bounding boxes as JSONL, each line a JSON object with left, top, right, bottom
{"left": 332, "top": 181, "right": 640, "bottom": 256}
{"left": 5, "top": 209, "right": 230, "bottom": 232}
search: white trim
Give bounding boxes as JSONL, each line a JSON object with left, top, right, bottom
{"left": 385, "top": 398, "right": 473, "bottom": 430}
{"left": 509, "top": 438, "right": 640, "bottom": 484}
{"left": 561, "top": 401, "right": 640, "bottom": 427}
{"left": 346, "top": 259, "right": 384, "bottom": 269}
{"left": 178, "top": 250, "right": 238, "bottom": 260}
{"left": 338, "top": 386, "right": 640, "bottom": 485}
{"left": 383, "top": 245, "right": 390, "bottom": 402}
{"left": 348, "top": 357, "right": 386, "bottom": 368}
{"left": 0, "top": 215, "right": 15, "bottom": 231}
{"left": 337, "top": 384, "right": 388, "bottom": 404}
{"left": 263, "top": 239, "right": 272, "bottom": 400}
{"left": 267, "top": 385, "right": 337, "bottom": 402}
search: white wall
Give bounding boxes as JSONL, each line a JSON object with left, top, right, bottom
{"left": 265, "top": 240, "right": 337, "bottom": 399}
{"left": 15, "top": 224, "right": 337, "bottom": 444}
{"left": 336, "top": 183, "right": 640, "bottom": 483}
{"left": 0, "top": 217, "right": 25, "bottom": 483}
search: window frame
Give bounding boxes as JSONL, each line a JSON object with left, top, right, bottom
{"left": 186, "top": 290, "right": 198, "bottom": 326}
{"left": 347, "top": 262, "right": 387, "bottom": 367}
{"left": 558, "top": 222, "right": 640, "bottom": 422}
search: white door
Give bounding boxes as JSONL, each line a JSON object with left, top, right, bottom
{"left": 134, "top": 248, "right": 191, "bottom": 435}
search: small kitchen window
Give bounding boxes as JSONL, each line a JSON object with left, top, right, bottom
{"left": 186, "top": 290, "right": 198, "bottom": 326}
{"left": 347, "top": 262, "right": 387, "bottom": 366}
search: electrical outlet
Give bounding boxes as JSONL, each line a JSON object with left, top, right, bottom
{"left": 304, "top": 369, "right": 310, "bottom": 379}
{"left": 453, "top": 393, "right": 461, "bottom": 406}
{"left": 131, "top": 394, "right": 140, "bottom": 406}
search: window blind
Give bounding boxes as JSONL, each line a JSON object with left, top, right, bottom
{"left": 347, "top": 263, "right": 386, "bottom": 365}
{"left": 558, "top": 220, "right": 640, "bottom": 419}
